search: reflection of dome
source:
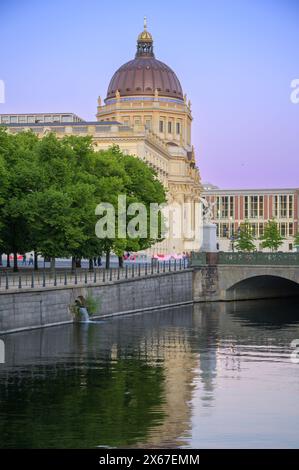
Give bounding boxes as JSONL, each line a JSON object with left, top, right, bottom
{"left": 105, "top": 20, "right": 183, "bottom": 102}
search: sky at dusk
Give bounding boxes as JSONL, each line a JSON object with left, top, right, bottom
{"left": 1, "top": 0, "right": 298, "bottom": 188}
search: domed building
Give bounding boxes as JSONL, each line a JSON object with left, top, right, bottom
{"left": 96, "top": 20, "right": 202, "bottom": 255}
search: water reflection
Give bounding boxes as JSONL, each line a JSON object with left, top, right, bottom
{"left": 1, "top": 299, "right": 299, "bottom": 448}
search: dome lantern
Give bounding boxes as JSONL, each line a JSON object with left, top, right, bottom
{"left": 136, "top": 17, "right": 154, "bottom": 57}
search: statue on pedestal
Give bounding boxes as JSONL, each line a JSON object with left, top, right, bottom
{"left": 199, "top": 197, "right": 216, "bottom": 224}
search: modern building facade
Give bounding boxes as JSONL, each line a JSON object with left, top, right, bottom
{"left": 0, "top": 21, "right": 202, "bottom": 256}
{"left": 202, "top": 187, "right": 299, "bottom": 252}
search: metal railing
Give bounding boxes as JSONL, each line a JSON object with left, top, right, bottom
{"left": 218, "top": 251, "right": 299, "bottom": 265}
{"left": 0, "top": 259, "right": 190, "bottom": 291}
{"left": 190, "top": 251, "right": 299, "bottom": 266}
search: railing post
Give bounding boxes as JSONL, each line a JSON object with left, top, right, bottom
{"left": 169, "top": 260, "right": 171, "bottom": 272}
{"left": 18, "top": 275, "right": 22, "bottom": 289}
{"left": 138, "top": 264, "right": 141, "bottom": 277}
{"left": 54, "top": 271, "right": 57, "bottom": 286}
{"left": 157, "top": 261, "right": 160, "bottom": 274}
{"left": 75, "top": 269, "right": 78, "bottom": 285}
{"left": 102, "top": 269, "right": 106, "bottom": 283}
{"left": 64, "top": 271, "right": 67, "bottom": 286}
{"left": 145, "top": 263, "right": 148, "bottom": 276}
{"left": 132, "top": 265, "right": 135, "bottom": 278}
{"left": 94, "top": 269, "right": 97, "bottom": 283}
{"left": 179, "top": 259, "right": 182, "bottom": 270}
{"left": 151, "top": 259, "right": 153, "bottom": 275}
{"left": 163, "top": 261, "right": 166, "bottom": 273}
{"left": 31, "top": 272, "right": 35, "bottom": 288}
{"left": 174, "top": 259, "right": 177, "bottom": 271}
{"left": 109, "top": 269, "right": 112, "bottom": 281}
{"left": 85, "top": 270, "right": 87, "bottom": 284}
{"left": 6, "top": 272, "right": 9, "bottom": 290}
{"left": 117, "top": 268, "right": 120, "bottom": 280}
{"left": 42, "top": 270, "right": 46, "bottom": 287}
{"left": 125, "top": 265, "right": 128, "bottom": 279}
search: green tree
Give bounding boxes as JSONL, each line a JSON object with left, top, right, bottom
{"left": 294, "top": 232, "right": 299, "bottom": 248}
{"left": 260, "top": 219, "right": 284, "bottom": 252}
{"left": 0, "top": 131, "right": 167, "bottom": 270}
{"left": 235, "top": 221, "right": 256, "bottom": 252}
{"left": 92, "top": 146, "right": 167, "bottom": 267}
{"left": 0, "top": 129, "right": 40, "bottom": 271}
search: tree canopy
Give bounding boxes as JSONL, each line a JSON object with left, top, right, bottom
{"left": 235, "top": 221, "right": 256, "bottom": 252}
{"left": 260, "top": 219, "right": 284, "bottom": 252}
{"left": 0, "top": 129, "right": 167, "bottom": 270}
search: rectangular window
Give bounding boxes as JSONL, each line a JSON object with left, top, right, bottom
{"left": 220, "top": 223, "right": 229, "bottom": 238}
{"left": 244, "top": 196, "right": 249, "bottom": 219}
{"left": 259, "top": 195, "right": 264, "bottom": 218}
{"left": 159, "top": 120, "right": 164, "bottom": 133}
{"left": 280, "top": 222, "right": 287, "bottom": 236}
{"left": 250, "top": 223, "right": 257, "bottom": 237}
{"left": 259, "top": 223, "right": 264, "bottom": 237}
{"left": 289, "top": 195, "right": 294, "bottom": 218}
{"left": 168, "top": 122, "right": 172, "bottom": 133}
{"left": 221, "top": 196, "right": 229, "bottom": 218}
{"left": 230, "top": 196, "right": 234, "bottom": 218}
{"left": 250, "top": 196, "right": 258, "bottom": 218}
{"left": 176, "top": 122, "right": 180, "bottom": 134}
{"left": 280, "top": 195, "right": 287, "bottom": 218}
{"left": 289, "top": 243, "right": 293, "bottom": 251}
{"left": 274, "top": 195, "right": 278, "bottom": 218}
{"left": 289, "top": 222, "right": 293, "bottom": 236}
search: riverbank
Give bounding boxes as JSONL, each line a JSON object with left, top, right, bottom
{"left": 0, "top": 270, "right": 193, "bottom": 334}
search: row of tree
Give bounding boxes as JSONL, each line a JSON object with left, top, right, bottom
{"left": 234, "top": 220, "right": 299, "bottom": 252}
{"left": 0, "top": 129, "right": 167, "bottom": 271}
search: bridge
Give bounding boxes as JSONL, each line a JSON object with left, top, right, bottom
{"left": 191, "top": 252, "right": 299, "bottom": 301}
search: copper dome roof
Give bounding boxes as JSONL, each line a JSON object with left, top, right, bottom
{"left": 105, "top": 21, "right": 183, "bottom": 102}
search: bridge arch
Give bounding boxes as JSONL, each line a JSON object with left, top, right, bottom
{"left": 226, "top": 274, "right": 299, "bottom": 301}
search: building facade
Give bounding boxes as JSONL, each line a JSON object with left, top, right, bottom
{"left": 202, "top": 187, "right": 299, "bottom": 252}
{"left": 0, "top": 112, "right": 83, "bottom": 125}
{"left": 0, "top": 21, "right": 202, "bottom": 256}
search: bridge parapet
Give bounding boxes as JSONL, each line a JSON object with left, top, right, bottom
{"left": 191, "top": 251, "right": 299, "bottom": 267}
{"left": 218, "top": 251, "right": 299, "bottom": 266}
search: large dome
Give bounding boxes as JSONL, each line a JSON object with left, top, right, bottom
{"left": 105, "top": 20, "right": 183, "bottom": 102}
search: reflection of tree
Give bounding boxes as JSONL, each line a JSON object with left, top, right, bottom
{"left": 0, "top": 359, "right": 165, "bottom": 448}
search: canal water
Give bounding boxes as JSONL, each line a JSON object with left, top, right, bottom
{"left": 1, "top": 298, "right": 299, "bottom": 448}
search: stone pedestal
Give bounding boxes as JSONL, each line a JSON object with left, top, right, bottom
{"left": 200, "top": 223, "right": 217, "bottom": 253}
